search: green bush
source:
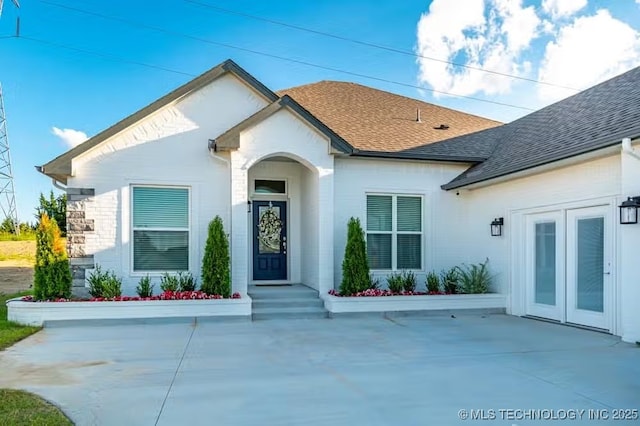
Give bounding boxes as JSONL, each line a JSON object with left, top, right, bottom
{"left": 160, "top": 273, "right": 179, "bottom": 292}
{"left": 387, "top": 272, "right": 404, "bottom": 293}
{"left": 339, "top": 218, "right": 371, "bottom": 296}
{"left": 87, "top": 266, "right": 122, "bottom": 298}
{"left": 87, "top": 265, "right": 108, "bottom": 298}
{"left": 136, "top": 275, "right": 154, "bottom": 298}
{"left": 101, "top": 274, "right": 122, "bottom": 299}
{"left": 35, "top": 191, "right": 67, "bottom": 236}
{"left": 33, "top": 214, "right": 72, "bottom": 300}
{"left": 456, "top": 259, "right": 492, "bottom": 294}
{"left": 426, "top": 271, "right": 440, "bottom": 293}
{"left": 201, "top": 216, "right": 231, "bottom": 297}
{"left": 441, "top": 268, "right": 459, "bottom": 294}
{"left": 402, "top": 270, "right": 417, "bottom": 292}
{"left": 177, "top": 271, "right": 197, "bottom": 292}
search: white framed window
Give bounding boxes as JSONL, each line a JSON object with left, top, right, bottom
{"left": 132, "top": 186, "right": 189, "bottom": 272}
{"left": 366, "top": 194, "right": 422, "bottom": 270}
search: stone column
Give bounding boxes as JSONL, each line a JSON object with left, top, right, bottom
{"left": 66, "top": 188, "right": 95, "bottom": 298}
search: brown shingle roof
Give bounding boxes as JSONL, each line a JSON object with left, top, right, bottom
{"left": 277, "top": 81, "right": 501, "bottom": 152}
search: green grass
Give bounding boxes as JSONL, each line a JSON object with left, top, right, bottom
{"left": 0, "top": 232, "right": 37, "bottom": 241}
{"left": 0, "top": 291, "right": 40, "bottom": 351}
{"left": 0, "top": 252, "right": 35, "bottom": 262}
{"left": 0, "top": 389, "right": 73, "bottom": 425}
{"left": 0, "top": 294, "right": 71, "bottom": 425}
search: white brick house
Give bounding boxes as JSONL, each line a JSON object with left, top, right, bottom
{"left": 39, "top": 60, "right": 640, "bottom": 343}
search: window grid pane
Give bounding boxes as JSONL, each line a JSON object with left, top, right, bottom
{"left": 397, "top": 196, "right": 421, "bottom": 232}
{"left": 367, "top": 234, "right": 392, "bottom": 269}
{"left": 133, "top": 187, "right": 188, "bottom": 228}
{"left": 397, "top": 234, "right": 421, "bottom": 269}
{"left": 133, "top": 230, "right": 189, "bottom": 271}
{"left": 367, "top": 195, "right": 392, "bottom": 232}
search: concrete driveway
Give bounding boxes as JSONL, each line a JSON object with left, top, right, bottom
{"left": 1, "top": 314, "right": 639, "bottom": 425}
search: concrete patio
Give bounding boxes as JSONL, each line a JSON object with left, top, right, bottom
{"left": 1, "top": 314, "right": 638, "bottom": 425}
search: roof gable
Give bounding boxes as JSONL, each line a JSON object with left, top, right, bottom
{"left": 213, "top": 95, "right": 353, "bottom": 154}
{"left": 39, "top": 60, "right": 278, "bottom": 183}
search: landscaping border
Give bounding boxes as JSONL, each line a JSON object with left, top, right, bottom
{"left": 322, "top": 293, "right": 506, "bottom": 314}
{"left": 6, "top": 296, "right": 252, "bottom": 326}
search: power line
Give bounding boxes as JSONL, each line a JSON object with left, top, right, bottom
{"left": 21, "top": 36, "right": 196, "bottom": 77}
{"left": 34, "top": 1, "right": 535, "bottom": 111}
{"left": 184, "top": 0, "right": 580, "bottom": 92}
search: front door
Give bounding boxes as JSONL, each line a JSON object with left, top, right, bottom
{"left": 253, "top": 200, "right": 287, "bottom": 281}
{"left": 566, "top": 206, "right": 611, "bottom": 330}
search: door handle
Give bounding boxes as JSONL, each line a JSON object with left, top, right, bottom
{"left": 603, "top": 272, "right": 611, "bottom": 275}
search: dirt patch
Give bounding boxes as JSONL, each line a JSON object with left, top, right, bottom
{"left": 0, "top": 241, "right": 36, "bottom": 294}
{"left": 0, "top": 358, "right": 108, "bottom": 387}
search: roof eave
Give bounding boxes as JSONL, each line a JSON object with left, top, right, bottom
{"left": 441, "top": 140, "right": 630, "bottom": 191}
{"left": 351, "top": 150, "right": 486, "bottom": 163}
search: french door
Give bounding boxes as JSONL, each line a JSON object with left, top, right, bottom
{"left": 566, "top": 206, "right": 611, "bottom": 329}
{"left": 525, "top": 205, "right": 611, "bottom": 331}
{"left": 525, "top": 211, "right": 564, "bottom": 321}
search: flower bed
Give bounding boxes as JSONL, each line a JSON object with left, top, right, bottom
{"left": 328, "top": 289, "right": 452, "bottom": 297}
{"left": 7, "top": 292, "right": 251, "bottom": 326}
{"left": 20, "top": 291, "right": 242, "bottom": 303}
{"left": 323, "top": 291, "right": 506, "bottom": 314}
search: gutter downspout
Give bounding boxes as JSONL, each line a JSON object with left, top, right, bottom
{"left": 51, "top": 178, "right": 67, "bottom": 191}
{"left": 622, "top": 137, "right": 640, "bottom": 160}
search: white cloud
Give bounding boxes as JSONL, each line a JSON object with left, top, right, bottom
{"left": 51, "top": 127, "right": 88, "bottom": 148}
{"left": 415, "top": 0, "right": 541, "bottom": 97}
{"left": 538, "top": 9, "right": 640, "bottom": 101}
{"left": 541, "top": 0, "right": 587, "bottom": 18}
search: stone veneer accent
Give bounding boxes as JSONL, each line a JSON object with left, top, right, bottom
{"left": 66, "top": 188, "right": 95, "bottom": 297}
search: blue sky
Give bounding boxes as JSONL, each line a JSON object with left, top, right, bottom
{"left": 1, "top": 0, "right": 640, "bottom": 222}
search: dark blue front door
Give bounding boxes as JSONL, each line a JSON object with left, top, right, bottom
{"left": 253, "top": 200, "right": 287, "bottom": 280}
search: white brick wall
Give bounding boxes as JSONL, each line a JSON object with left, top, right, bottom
{"left": 333, "top": 157, "right": 469, "bottom": 290}
{"left": 67, "top": 73, "right": 269, "bottom": 293}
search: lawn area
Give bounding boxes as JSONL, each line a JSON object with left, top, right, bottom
{"left": 0, "top": 389, "right": 72, "bottom": 426}
{"left": 1, "top": 293, "right": 73, "bottom": 424}
{"left": 0, "top": 291, "right": 40, "bottom": 351}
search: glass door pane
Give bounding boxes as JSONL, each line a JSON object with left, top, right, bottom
{"left": 535, "top": 222, "right": 556, "bottom": 306}
{"left": 576, "top": 218, "right": 604, "bottom": 312}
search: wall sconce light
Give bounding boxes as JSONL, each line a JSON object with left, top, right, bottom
{"left": 490, "top": 217, "right": 504, "bottom": 236}
{"left": 247, "top": 200, "right": 252, "bottom": 213}
{"left": 619, "top": 196, "right": 640, "bottom": 224}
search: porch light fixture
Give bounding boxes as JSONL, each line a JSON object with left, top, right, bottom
{"left": 619, "top": 196, "right": 640, "bottom": 224}
{"left": 490, "top": 217, "right": 504, "bottom": 236}
{"left": 247, "top": 200, "right": 252, "bottom": 213}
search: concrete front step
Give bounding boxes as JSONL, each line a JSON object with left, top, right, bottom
{"left": 252, "top": 298, "right": 325, "bottom": 309}
{"left": 248, "top": 284, "right": 328, "bottom": 320}
{"left": 252, "top": 306, "right": 329, "bottom": 320}
{"left": 248, "top": 285, "right": 319, "bottom": 299}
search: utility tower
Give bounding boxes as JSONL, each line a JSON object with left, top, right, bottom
{"left": 0, "top": 0, "right": 21, "bottom": 234}
{"left": 0, "top": 84, "right": 19, "bottom": 234}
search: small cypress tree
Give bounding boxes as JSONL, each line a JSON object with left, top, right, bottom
{"left": 339, "top": 217, "right": 371, "bottom": 296}
{"left": 34, "top": 213, "right": 72, "bottom": 300}
{"left": 201, "top": 216, "right": 231, "bottom": 297}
